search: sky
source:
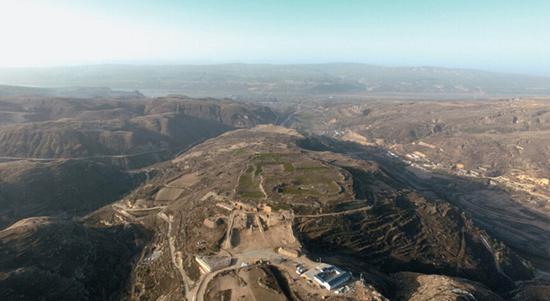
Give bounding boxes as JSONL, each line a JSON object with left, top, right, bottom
{"left": 0, "top": 0, "right": 549, "bottom": 75}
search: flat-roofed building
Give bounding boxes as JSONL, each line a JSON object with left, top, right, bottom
{"left": 304, "top": 263, "right": 351, "bottom": 290}
{"left": 195, "top": 255, "right": 232, "bottom": 273}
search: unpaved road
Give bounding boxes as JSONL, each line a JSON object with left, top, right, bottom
{"left": 223, "top": 211, "right": 238, "bottom": 249}
{"left": 295, "top": 205, "right": 372, "bottom": 218}
{"left": 0, "top": 148, "right": 170, "bottom": 162}
{"left": 259, "top": 175, "right": 268, "bottom": 199}
{"left": 158, "top": 212, "right": 192, "bottom": 296}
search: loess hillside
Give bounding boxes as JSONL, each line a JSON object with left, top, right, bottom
{"left": 0, "top": 95, "right": 278, "bottom": 165}
{"left": 2, "top": 125, "right": 540, "bottom": 300}
{"left": 0, "top": 94, "right": 278, "bottom": 231}
{"left": 1, "top": 82, "right": 550, "bottom": 301}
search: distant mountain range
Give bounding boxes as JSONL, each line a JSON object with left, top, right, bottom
{"left": 0, "top": 84, "right": 144, "bottom": 99}
{"left": 1, "top": 63, "right": 549, "bottom": 98}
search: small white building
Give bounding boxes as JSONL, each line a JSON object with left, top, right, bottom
{"left": 304, "top": 263, "right": 351, "bottom": 290}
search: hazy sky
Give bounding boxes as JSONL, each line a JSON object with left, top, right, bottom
{"left": 1, "top": 0, "right": 549, "bottom": 74}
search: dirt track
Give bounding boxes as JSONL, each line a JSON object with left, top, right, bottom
{"left": 295, "top": 205, "right": 372, "bottom": 218}
{"left": 158, "top": 212, "right": 192, "bottom": 295}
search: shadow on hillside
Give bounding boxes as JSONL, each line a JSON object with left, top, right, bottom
{"left": 297, "top": 135, "right": 550, "bottom": 264}
{"left": 0, "top": 219, "right": 152, "bottom": 300}
{"left": 294, "top": 135, "right": 550, "bottom": 294}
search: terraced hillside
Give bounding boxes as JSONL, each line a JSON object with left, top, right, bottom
{"left": 1, "top": 125, "right": 539, "bottom": 300}
{"left": 0, "top": 94, "right": 278, "bottom": 231}
{"left": 288, "top": 98, "right": 550, "bottom": 217}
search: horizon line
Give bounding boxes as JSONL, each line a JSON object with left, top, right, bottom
{"left": 0, "top": 62, "right": 548, "bottom": 78}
